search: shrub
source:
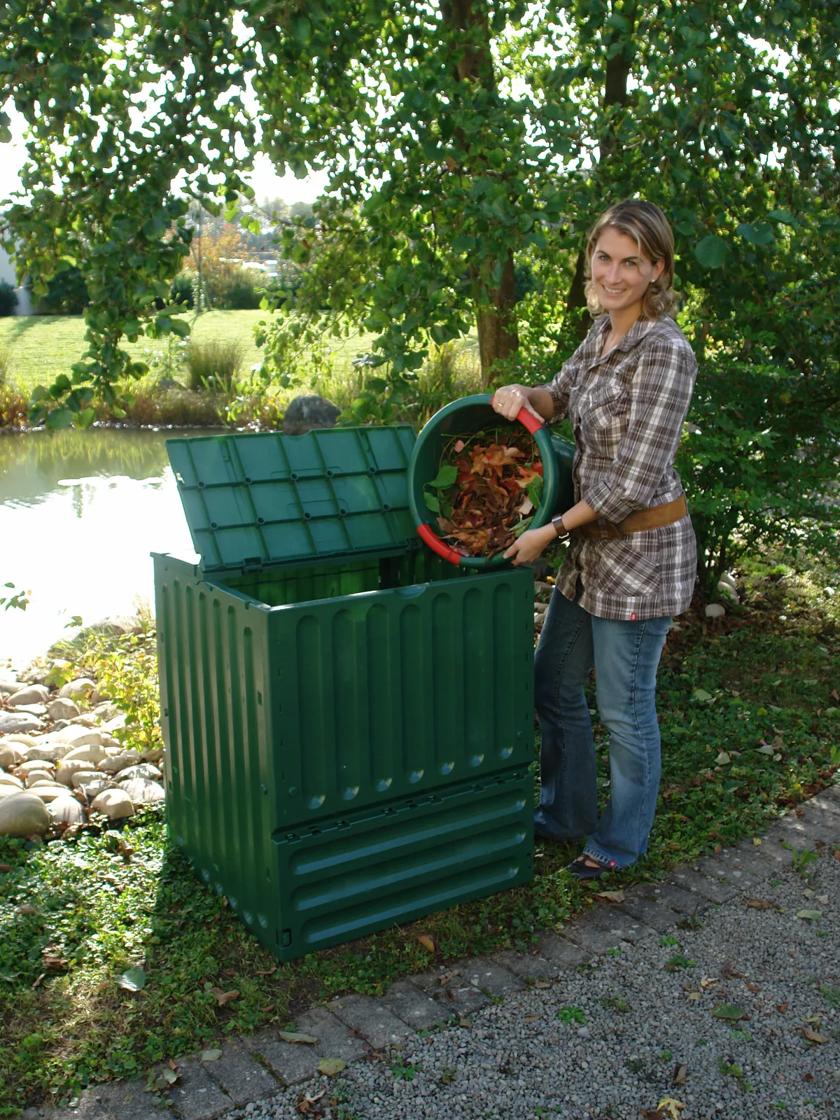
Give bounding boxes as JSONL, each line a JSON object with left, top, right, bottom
{"left": 0, "top": 383, "right": 29, "bottom": 427}
{"left": 0, "top": 281, "right": 18, "bottom": 316}
{"left": 170, "top": 273, "right": 194, "bottom": 308}
{"left": 34, "top": 266, "right": 88, "bottom": 314}
{"left": 216, "top": 267, "right": 264, "bottom": 310}
{"left": 185, "top": 338, "right": 245, "bottom": 392}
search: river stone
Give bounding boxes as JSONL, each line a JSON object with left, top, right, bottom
{"left": 0, "top": 743, "right": 25, "bottom": 768}
{"left": 29, "top": 783, "right": 75, "bottom": 803}
{"left": 142, "top": 747, "right": 165, "bottom": 764}
{"left": 120, "top": 778, "right": 165, "bottom": 805}
{"left": 7, "top": 684, "right": 50, "bottom": 707}
{"left": 102, "top": 713, "right": 128, "bottom": 733}
{"left": 0, "top": 783, "right": 26, "bottom": 800}
{"left": 2, "top": 734, "right": 37, "bottom": 748}
{"left": 0, "top": 675, "right": 22, "bottom": 696}
{"left": 0, "top": 774, "right": 25, "bottom": 792}
{"left": 58, "top": 677, "right": 96, "bottom": 702}
{"left": 0, "top": 793, "right": 50, "bottom": 836}
{"left": 25, "top": 771, "right": 55, "bottom": 787}
{"left": 283, "top": 393, "right": 341, "bottom": 435}
{"left": 47, "top": 794, "right": 86, "bottom": 825}
{"left": 47, "top": 698, "right": 81, "bottom": 721}
{"left": 705, "top": 602, "right": 726, "bottom": 619}
{"left": 0, "top": 712, "right": 44, "bottom": 735}
{"left": 55, "top": 759, "right": 93, "bottom": 786}
{"left": 117, "top": 763, "right": 162, "bottom": 783}
{"left": 98, "top": 751, "right": 142, "bottom": 775}
{"left": 73, "top": 773, "right": 111, "bottom": 798}
{"left": 17, "top": 759, "right": 55, "bottom": 775}
{"left": 91, "top": 788, "right": 135, "bottom": 820}
{"left": 23, "top": 741, "right": 71, "bottom": 764}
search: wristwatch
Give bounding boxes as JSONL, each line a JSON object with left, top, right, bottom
{"left": 551, "top": 514, "right": 568, "bottom": 537}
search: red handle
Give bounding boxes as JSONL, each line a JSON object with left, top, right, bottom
{"left": 516, "top": 405, "right": 544, "bottom": 434}
{"left": 416, "top": 523, "right": 464, "bottom": 567}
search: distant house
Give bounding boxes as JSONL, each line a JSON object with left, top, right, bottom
{"left": 0, "top": 243, "right": 33, "bottom": 314}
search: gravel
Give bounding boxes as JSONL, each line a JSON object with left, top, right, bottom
{"left": 221, "top": 850, "right": 839, "bottom": 1120}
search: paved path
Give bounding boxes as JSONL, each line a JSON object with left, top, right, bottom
{"left": 27, "top": 789, "right": 839, "bottom": 1120}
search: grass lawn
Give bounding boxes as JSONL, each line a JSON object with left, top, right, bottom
{"left": 0, "top": 311, "right": 377, "bottom": 395}
{"left": 0, "top": 556, "right": 838, "bottom": 1116}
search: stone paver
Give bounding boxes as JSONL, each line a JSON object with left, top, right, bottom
{"left": 44, "top": 1081, "right": 173, "bottom": 1120}
{"left": 459, "top": 956, "right": 525, "bottom": 996}
{"left": 328, "top": 993, "right": 414, "bottom": 1050}
{"left": 204, "top": 1041, "right": 279, "bottom": 1107}
{"left": 165, "top": 1057, "right": 234, "bottom": 1120}
{"left": 244, "top": 1030, "right": 322, "bottom": 1086}
{"left": 492, "top": 947, "right": 558, "bottom": 982}
{"left": 534, "top": 933, "right": 590, "bottom": 968}
{"left": 636, "top": 879, "right": 709, "bottom": 918}
{"left": 293, "top": 1005, "right": 368, "bottom": 1062}
{"left": 380, "top": 977, "right": 451, "bottom": 1031}
{"left": 411, "top": 965, "right": 492, "bottom": 1015}
{"left": 616, "top": 890, "right": 685, "bottom": 933}
{"left": 670, "top": 865, "right": 736, "bottom": 903}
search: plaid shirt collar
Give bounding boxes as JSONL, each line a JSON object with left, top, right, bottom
{"left": 582, "top": 315, "right": 669, "bottom": 367}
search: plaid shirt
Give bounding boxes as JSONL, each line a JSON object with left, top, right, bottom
{"left": 542, "top": 314, "right": 698, "bottom": 621}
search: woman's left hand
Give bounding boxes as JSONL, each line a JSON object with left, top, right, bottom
{"left": 504, "top": 525, "right": 553, "bottom": 566}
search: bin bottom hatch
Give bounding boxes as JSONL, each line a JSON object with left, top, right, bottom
{"left": 272, "top": 769, "right": 533, "bottom": 959}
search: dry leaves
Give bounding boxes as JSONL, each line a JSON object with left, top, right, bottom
{"left": 279, "top": 1031, "right": 318, "bottom": 1045}
{"left": 801, "top": 1025, "right": 828, "bottom": 1044}
{"left": 424, "top": 429, "right": 544, "bottom": 557}
{"left": 594, "top": 889, "right": 626, "bottom": 903}
{"left": 417, "top": 933, "right": 436, "bottom": 954}
{"left": 744, "top": 897, "right": 778, "bottom": 910}
{"left": 209, "top": 986, "right": 239, "bottom": 1007}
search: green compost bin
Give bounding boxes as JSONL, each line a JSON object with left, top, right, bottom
{"left": 408, "top": 393, "right": 575, "bottom": 569}
{"left": 153, "top": 426, "right": 534, "bottom": 961}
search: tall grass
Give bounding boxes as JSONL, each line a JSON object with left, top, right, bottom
{"left": 185, "top": 338, "right": 246, "bottom": 392}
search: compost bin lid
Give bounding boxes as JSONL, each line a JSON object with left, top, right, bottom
{"left": 166, "top": 427, "right": 418, "bottom": 572}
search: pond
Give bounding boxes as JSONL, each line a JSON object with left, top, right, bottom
{"left": 0, "top": 427, "right": 210, "bottom": 669}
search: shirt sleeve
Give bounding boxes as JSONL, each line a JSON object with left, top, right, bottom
{"left": 582, "top": 337, "right": 697, "bottom": 523}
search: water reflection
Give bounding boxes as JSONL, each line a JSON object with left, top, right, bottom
{"left": 0, "top": 427, "right": 213, "bottom": 668}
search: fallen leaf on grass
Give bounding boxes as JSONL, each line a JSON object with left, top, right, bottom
{"left": 712, "top": 1003, "right": 750, "bottom": 1021}
{"left": 714, "top": 751, "right": 731, "bottom": 766}
{"left": 317, "top": 1058, "right": 346, "bottom": 1076}
{"left": 118, "top": 967, "right": 147, "bottom": 992}
{"left": 210, "top": 987, "right": 239, "bottom": 1007}
{"left": 417, "top": 933, "right": 436, "bottom": 954}
{"left": 744, "top": 897, "right": 778, "bottom": 910}
{"left": 594, "top": 889, "right": 626, "bottom": 903}
{"left": 279, "top": 1031, "right": 318, "bottom": 1045}
{"left": 801, "top": 1026, "right": 828, "bottom": 1044}
{"left": 200, "top": 1049, "right": 222, "bottom": 1062}
{"left": 795, "top": 909, "right": 823, "bottom": 921}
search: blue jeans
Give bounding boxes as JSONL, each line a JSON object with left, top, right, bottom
{"left": 533, "top": 590, "right": 671, "bottom": 869}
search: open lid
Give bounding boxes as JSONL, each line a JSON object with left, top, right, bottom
{"left": 166, "top": 427, "right": 417, "bottom": 572}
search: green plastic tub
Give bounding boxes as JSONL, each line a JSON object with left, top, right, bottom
{"left": 408, "top": 393, "right": 575, "bottom": 569}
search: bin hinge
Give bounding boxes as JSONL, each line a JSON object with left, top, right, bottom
{"left": 241, "top": 556, "right": 264, "bottom": 572}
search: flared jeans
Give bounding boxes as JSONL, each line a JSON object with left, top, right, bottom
{"left": 533, "top": 589, "right": 671, "bottom": 869}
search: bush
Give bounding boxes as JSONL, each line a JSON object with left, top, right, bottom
{"left": 185, "top": 338, "right": 245, "bottom": 392}
{"left": 0, "top": 281, "right": 18, "bottom": 316}
{"left": 34, "top": 266, "right": 88, "bottom": 314}
{"left": 169, "top": 273, "right": 194, "bottom": 308}
{"left": 217, "top": 268, "right": 264, "bottom": 310}
{"left": 0, "top": 382, "right": 29, "bottom": 427}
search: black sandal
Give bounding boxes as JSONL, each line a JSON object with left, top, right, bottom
{"left": 565, "top": 855, "right": 612, "bottom": 881}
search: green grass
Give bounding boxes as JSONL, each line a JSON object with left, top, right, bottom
{"left": 0, "top": 311, "right": 378, "bottom": 395}
{"left": 0, "top": 559, "right": 837, "bottom": 1116}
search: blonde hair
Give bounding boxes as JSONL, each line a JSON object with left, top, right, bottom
{"left": 584, "top": 199, "right": 678, "bottom": 319}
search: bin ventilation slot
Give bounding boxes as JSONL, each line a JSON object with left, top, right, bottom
{"left": 166, "top": 427, "right": 419, "bottom": 570}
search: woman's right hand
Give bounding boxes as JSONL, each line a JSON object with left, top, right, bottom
{"left": 491, "top": 384, "right": 544, "bottom": 422}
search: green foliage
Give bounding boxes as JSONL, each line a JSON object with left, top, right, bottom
{"left": 0, "top": 281, "right": 18, "bottom": 317}
{"left": 33, "top": 266, "right": 88, "bottom": 315}
{"left": 185, "top": 338, "right": 245, "bottom": 393}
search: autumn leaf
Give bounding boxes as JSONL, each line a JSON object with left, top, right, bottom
{"left": 118, "top": 967, "right": 147, "bottom": 992}
{"left": 795, "top": 909, "right": 822, "bottom": 921}
{"left": 210, "top": 987, "right": 239, "bottom": 1006}
{"left": 200, "top": 1049, "right": 222, "bottom": 1061}
{"left": 417, "top": 933, "right": 436, "bottom": 954}
{"left": 594, "top": 889, "right": 625, "bottom": 903}
{"left": 800, "top": 1026, "right": 828, "bottom": 1044}
{"left": 672, "top": 1064, "right": 687, "bottom": 1086}
{"left": 712, "top": 1003, "right": 749, "bottom": 1021}
{"left": 279, "top": 1031, "right": 318, "bottom": 1045}
{"left": 656, "top": 1097, "right": 686, "bottom": 1119}
{"left": 317, "top": 1057, "right": 346, "bottom": 1076}
{"left": 744, "top": 898, "right": 778, "bottom": 910}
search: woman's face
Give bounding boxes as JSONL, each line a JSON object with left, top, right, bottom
{"left": 590, "top": 226, "right": 664, "bottom": 318}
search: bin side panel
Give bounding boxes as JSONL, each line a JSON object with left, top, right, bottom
{"left": 155, "top": 557, "right": 280, "bottom": 929}
{"left": 270, "top": 568, "right": 534, "bottom": 828}
{"left": 272, "top": 770, "right": 533, "bottom": 960}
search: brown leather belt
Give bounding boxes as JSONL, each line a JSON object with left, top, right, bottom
{"left": 572, "top": 495, "right": 688, "bottom": 541}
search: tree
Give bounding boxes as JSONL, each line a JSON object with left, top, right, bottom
{"left": 1, "top": 1, "right": 837, "bottom": 579}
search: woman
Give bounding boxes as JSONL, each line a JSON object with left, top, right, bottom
{"left": 492, "top": 199, "right": 697, "bottom": 880}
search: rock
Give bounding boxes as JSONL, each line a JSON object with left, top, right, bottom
{"left": 0, "top": 783, "right": 26, "bottom": 800}
{"left": 102, "top": 713, "right": 128, "bottom": 733}
{"left": 142, "top": 747, "right": 165, "bottom": 764}
{"left": 0, "top": 774, "right": 25, "bottom": 792}
{"left": 72, "top": 773, "right": 111, "bottom": 798}
{"left": 62, "top": 744, "right": 109, "bottom": 767}
{"left": 0, "top": 792, "right": 50, "bottom": 836}
{"left": 0, "top": 712, "right": 45, "bottom": 735}
{"left": 120, "top": 778, "right": 165, "bottom": 805}
{"left": 91, "top": 788, "right": 135, "bottom": 820}
{"left": 98, "top": 752, "right": 142, "bottom": 775}
{"left": 0, "top": 674, "right": 22, "bottom": 696}
{"left": 47, "top": 698, "right": 82, "bottom": 721}
{"left": 704, "top": 603, "right": 726, "bottom": 619}
{"left": 7, "top": 684, "right": 50, "bottom": 708}
{"left": 93, "top": 701, "right": 120, "bottom": 721}
{"left": 55, "top": 759, "right": 94, "bottom": 786}
{"left": 58, "top": 678, "right": 96, "bottom": 702}
{"left": 282, "top": 394, "right": 341, "bottom": 435}
{"left": 22, "top": 742, "right": 70, "bottom": 764}
{"left": 2, "top": 734, "right": 37, "bottom": 748}
{"left": 117, "top": 763, "right": 163, "bottom": 783}
{"left": 11, "top": 704, "right": 48, "bottom": 717}
{"left": 28, "top": 783, "right": 75, "bottom": 803}
{"left": 16, "top": 760, "right": 56, "bottom": 777}
{"left": 25, "top": 771, "right": 54, "bottom": 788}
{"left": 50, "top": 726, "right": 104, "bottom": 750}
{"left": 47, "top": 795, "right": 86, "bottom": 826}
{"left": 0, "top": 742, "right": 25, "bottom": 769}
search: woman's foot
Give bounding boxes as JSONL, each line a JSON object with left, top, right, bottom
{"left": 565, "top": 854, "right": 615, "bottom": 880}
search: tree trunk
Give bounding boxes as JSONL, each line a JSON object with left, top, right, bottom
{"left": 563, "top": 1, "right": 638, "bottom": 345}
{"left": 441, "top": 0, "right": 519, "bottom": 382}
